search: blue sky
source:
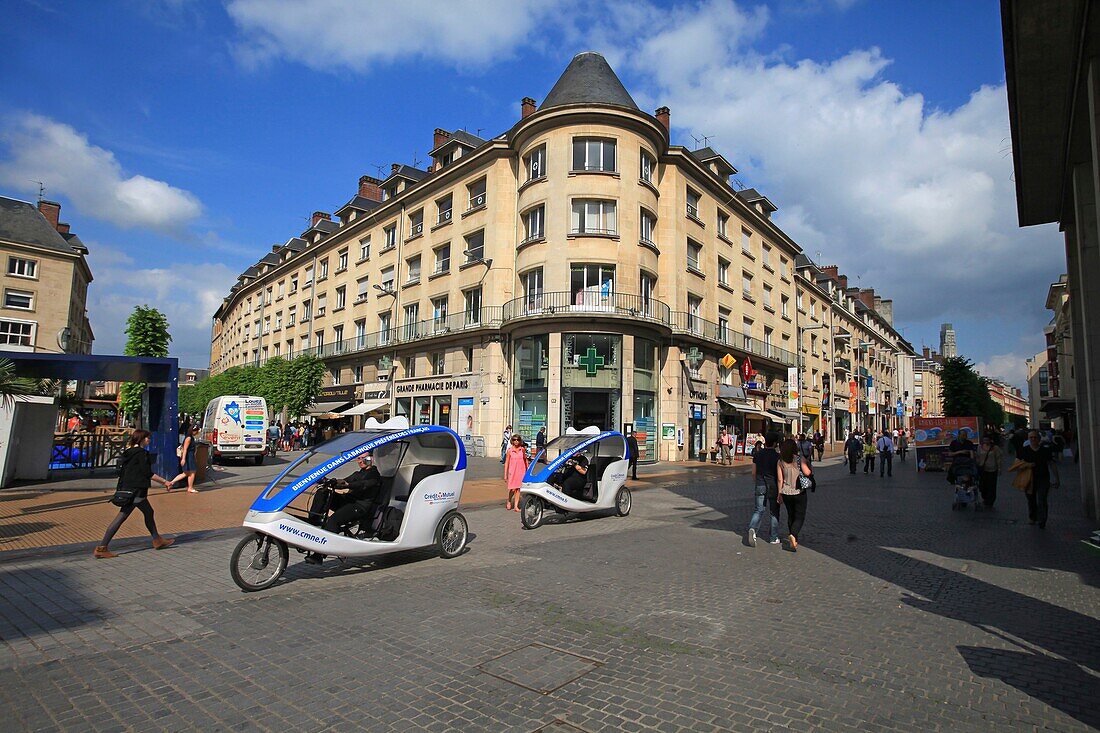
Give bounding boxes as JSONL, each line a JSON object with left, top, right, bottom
{"left": 0, "top": 0, "right": 1058, "bottom": 387}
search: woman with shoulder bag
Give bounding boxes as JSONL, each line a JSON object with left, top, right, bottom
{"left": 777, "top": 438, "right": 814, "bottom": 552}
{"left": 94, "top": 430, "right": 175, "bottom": 558}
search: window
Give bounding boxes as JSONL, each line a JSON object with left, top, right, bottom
{"left": 404, "top": 355, "right": 417, "bottom": 378}
{"left": 408, "top": 209, "right": 424, "bottom": 239}
{"left": 781, "top": 295, "right": 790, "bottom": 318}
{"left": 290, "top": 275, "right": 299, "bottom": 294}
{"left": 687, "top": 239, "right": 702, "bottom": 272}
{"left": 337, "top": 249, "right": 348, "bottom": 272}
{"left": 263, "top": 316, "right": 270, "bottom": 334}
{"left": 406, "top": 255, "right": 421, "bottom": 283}
{"left": 0, "top": 320, "right": 33, "bottom": 347}
{"left": 467, "top": 179, "right": 486, "bottom": 210}
{"left": 300, "top": 334, "right": 310, "bottom": 351}
{"left": 780, "top": 257, "right": 789, "bottom": 280}
{"left": 274, "top": 311, "right": 283, "bottom": 330}
{"left": 525, "top": 145, "right": 546, "bottom": 181}
{"left": 640, "top": 208, "right": 656, "bottom": 246}
{"left": 383, "top": 224, "right": 397, "bottom": 250}
{"left": 762, "top": 244, "right": 772, "bottom": 270}
{"left": 570, "top": 199, "right": 617, "bottom": 235}
{"left": 570, "top": 264, "right": 615, "bottom": 306}
{"left": 797, "top": 291, "right": 804, "bottom": 310}
{"left": 464, "top": 347, "right": 474, "bottom": 372}
{"left": 686, "top": 188, "right": 701, "bottom": 219}
{"left": 640, "top": 271, "right": 656, "bottom": 316}
{"left": 315, "top": 330, "right": 325, "bottom": 350}
{"left": 380, "top": 266, "right": 395, "bottom": 292}
{"left": 433, "top": 244, "right": 450, "bottom": 275}
{"left": 335, "top": 286, "right": 346, "bottom": 310}
{"left": 718, "top": 310, "right": 730, "bottom": 343}
{"left": 742, "top": 272, "right": 753, "bottom": 298}
{"left": 436, "top": 194, "right": 453, "bottom": 225}
{"left": 3, "top": 289, "right": 33, "bottom": 310}
{"left": 572, "top": 137, "right": 616, "bottom": 172}
{"left": 742, "top": 317, "right": 753, "bottom": 340}
{"left": 356, "top": 277, "right": 369, "bottom": 303}
{"left": 287, "top": 305, "right": 297, "bottom": 326}
{"left": 523, "top": 205, "right": 545, "bottom": 242}
{"left": 277, "top": 280, "right": 285, "bottom": 299}
{"left": 688, "top": 295, "right": 703, "bottom": 336}
{"left": 640, "top": 149, "right": 654, "bottom": 183}
{"left": 7, "top": 258, "right": 37, "bottom": 279}
{"left": 265, "top": 287, "right": 273, "bottom": 305}
{"left": 316, "top": 293, "right": 327, "bottom": 316}
{"left": 464, "top": 230, "right": 484, "bottom": 262}
{"left": 353, "top": 365, "right": 364, "bottom": 382}
{"left": 403, "top": 303, "right": 420, "bottom": 340}
{"left": 319, "top": 259, "right": 329, "bottom": 280}
{"left": 464, "top": 288, "right": 482, "bottom": 325}
{"left": 355, "top": 319, "right": 367, "bottom": 349}
{"left": 359, "top": 236, "right": 371, "bottom": 262}
{"left": 717, "top": 212, "right": 729, "bottom": 238}
{"left": 764, "top": 326, "right": 773, "bottom": 349}
{"left": 253, "top": 319, "right": 261, "bottom": 337}
{"left": 378, "top": 312, "right": 392, "bottom": 344}
{"left": 763, "top": 284, "right": 773, "bottom": 310}
{"left": 741, "top": 228, "right": 752, "bottom": 254}
{"left": 717, "top": 258, "right": 729, "bottom": 286}
{"left": 432, "top": 296, "right": 449, "bottom": 330}
{"left": 524, "top": 268, "right": 543, "bottom": 310}
{"left": 333, "top": 325, "right": 344, "bottom": 351}
{"left": 432, "top": 351, "right": 445, "bottom": 375}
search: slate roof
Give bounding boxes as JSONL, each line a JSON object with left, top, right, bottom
{"left": 283, "top": 237, "right": 306, "bottom": 252}
{"left": 335, "top": 195, "right": 382, "bottom": 216}
{"left": 387, "top": 164, "right": 429, "bottom": 183}
{"left": 689, "top": 147, "right": 737, "bottom": 175}
{"left": 0, "top": 196, "right": 81, "bottom": 254}
{"left": 62, "top": 232, "right": 89, "bottom": 254}
{"left": 431, "top": 129, "right": 488, "bottom": 155}
{"left": 260, "top": 252, "right": 281, "bottom": 266}
{"left": 737, "top": 188, "right": 778, "bottom": 213}
{"left": 540, "top": 52, "right": 640, "bottom": 111}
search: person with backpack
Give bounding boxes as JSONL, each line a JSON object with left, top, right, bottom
{"left": 94, "top": 430, "right": 175, "bottom": 558}
{"left": 797, "top": 432, "right": 814, "bottom": 467}
{"left": 746, "top": 432, "right": 781, "bottom": 547}
{"left": 876, "top": 429, "right": 895, "bottom": 477}
{"left": 777, "top": 438, "right": 814, "bottom": 552}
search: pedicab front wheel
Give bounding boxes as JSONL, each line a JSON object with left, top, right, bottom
{"left": 230, "top": 532, "right": 288, "bottom": 592}
{"left": 520, "top": 494, "right": 544, "bottom": 529}
{"left": 437, "top": 511, "right": 468, "bottom": 559}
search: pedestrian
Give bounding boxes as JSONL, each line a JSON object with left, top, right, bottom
{"left": 503, "top": 433, "right": 528, "bottom": 511}
{"left": 1015, "top": 429, "right": 1060, "bottom": 528}
{"left": 178, "top": 415, "right": 191, "bottom": 445}
{"left": 863, "top": 436, "right": 876, "bottom": 474}
{"left": 948, "top": 429, "right": 977, "bottom": 486}
{"left": 777, "top": 438, "right": 813, "bottom": 552}
{"left": 845, "top": 431, "right": 862, "bottom": 474}
{"left": 626, "top": 430, "right": 640, "bottom": 479}
{"left": 535, "top": 425, "right": 548, "bottom": 463}
{"left": 500, "top": 425, "right": 512, "bottom": 464}
{"left": 976, "top": 435, "right": 1002, "bottom": 508}
{"left": 813, "top": 430, "right": 824, "bottom": 461}
{"left": 94, "top": 430, "right": 175, "bottom": 558}
{"left": 267, "top": 422, "right": 281, "bottom": 455}
{"left": 897, "top": 429, "right": 909, "bottom": 462}
{"left": 718, "top": 427, "right": 733, "bottom": 465}
{"left": 797, "top": 432, "right": 814, "bottom": 467}
{"left": 746, "top": 432, "right": 781, "bottom": 547}
{"left": 876, "top": 429, "right": 894, "bottom": 477}
{"left": 167, "top": 424, "right": 201, "bottom": 493}
{"left": 281, "top": 421, "right": 292, "bottom": 451}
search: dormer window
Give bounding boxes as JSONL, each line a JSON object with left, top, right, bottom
{"left": 437, "top": 150, "right": 455, "bottom": 169}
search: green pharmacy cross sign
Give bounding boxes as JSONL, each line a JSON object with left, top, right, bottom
{"left": 578, "top": 346, "right": 605, "bottom": 376}
{"left": 686, "top": 347, "right": 704, "bottom": 370}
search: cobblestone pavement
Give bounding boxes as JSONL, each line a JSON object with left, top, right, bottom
{"left": 1, "top": 457, "right": 1097, "bottom": 732}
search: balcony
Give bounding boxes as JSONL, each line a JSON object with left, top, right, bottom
{"left": 501, "top": 290, "right": 671, "bottom": 326}
{"left": 670, "top": 312, "right": 797, "bottom": 366}
{"left": 834, "top": 357, "right": 851, "bottom": 372}
{"left": 298, "top": 306, "right": 504, "bottom": 360}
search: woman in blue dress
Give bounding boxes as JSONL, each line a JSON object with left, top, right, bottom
{"left": 168, "top": 424, "right": 201, "bottom": 493}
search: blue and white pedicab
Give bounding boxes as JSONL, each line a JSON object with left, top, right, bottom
{"left": 230, "top": 417, "right": 469, "bottom": 592}
{"left": 519, "top": 426, "right": 632, "bottom": 529}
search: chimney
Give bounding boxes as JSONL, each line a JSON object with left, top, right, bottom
{"left": 878, "top": 299, "right": 893, "bottom": 325}
{"left": 922, "top": 346, "right": 931, "bottom": 359}
{"left": 358, "top": 175, "right": 383, "bottom": 202}
{"left": 821, "top": 265, "right": 839, "bottom": 281}
{"left": 433, "top": 128, "right": 450, "bottom": 149}
{"left": 311, "top": 211, "right": 331, "bottom": 227}
{"left": 391, "top": 163, "right": 400, "bottom": 175}
{"left": 837, "top": 275, "right": 848, "bottom": 290}
{"left": 521, "top": 97, "right": 537, "bottom": 119}
{"left": 655, "top": 106, "right": 670, "bottom": 134}
{"left": 56, "top": 222, "right": 71, "bottom": 235}
{"left": 858, "top": 289, "right": 875, "bottom": 309}
{"left": 37, "top": 200, "right": 61, "bottom": 231}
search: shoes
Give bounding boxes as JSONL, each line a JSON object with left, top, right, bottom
{"left": 769, "top": 537, "right": 781, "bottom": 545}
{"left": 747, "top": 528, "right": 757, "bottom": 547}
{"left": 93, "top": 545, "right": 117, "bottom": 559}
{"left": 152, "top": 536, "right": 174, "bottom": 550}
{"left": 788, "top": 535, "right": 798, "bottom": 551}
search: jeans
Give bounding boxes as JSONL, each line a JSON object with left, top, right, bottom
{"left": 1026, "top": 477, "right": 1050, "bottom": 526}
{"left": 864, "top": 454, "right": 875, "bottom": 473}
{"left": 848, "top": 453, "right": 860, "bottom": 473}
{"left": 781, "top": 491, "right": 807, "bottom": 538}
{"left": 748, "top": 479, "right": 779, "bottom": 540}
{"left": 879, "top": 452, "right": 892, "bottom": 477}
{"left": 978, "top": 471, "right": 998, "bottom": 507}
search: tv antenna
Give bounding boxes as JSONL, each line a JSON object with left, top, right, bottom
{"left": 411, "top": 151, "right": 422, "bottom": 169}
{"left": 690, "top": 133, "right": 714, "bottom": 150}
{"left": 30, "top": 180, "right": 45, "bottom": 202}
{"left": 371, "top": 163, "right": 387, "bottom": 178}
{"left": 476, "top": 128, "right": 484, "bottom": 138}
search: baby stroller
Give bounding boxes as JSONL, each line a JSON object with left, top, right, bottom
{"left": 951, "top": 466, "right": 978, "bottom": 510}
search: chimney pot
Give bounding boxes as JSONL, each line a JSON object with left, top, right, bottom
{"left": 655, "top": 106, "right": 670, "bottom": 134}
{"left": 521, "top": 97, "right": 537, "bottom": 119}
{"left": 358, "top": 175, "right": 383, "bottom": 202}
{"left": 837, "top": 275, "right": 848, "bottom": 290}
{"left": 433, "top": 128, "right": 450, "bottom": 149}
{"left": 37, "top": 200, "right": 61, "bottom": 231}
{"left": 311, "top": 211, "right": 331, "bottom": 227}
{"left": 56, "top": 222, "right": 70, "bottom": 234}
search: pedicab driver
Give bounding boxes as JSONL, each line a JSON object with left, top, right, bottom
{"left": 306, "top": 454, "right": 386, "bottom": 563}
{"left": 554, "top": 453, "right": 592, "bottom": 501}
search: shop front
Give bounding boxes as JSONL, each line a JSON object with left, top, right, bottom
{"left": 833, "top": 394, "right": 850, "bottom": 439}
{"left": 688, "top": 402, "right": 707, "bottom": 460}
{"left": 561, "top": 333, "right": 621, "bottom": 431}
{"left": 310, "top": 385, "right": 357, "bottom": 440}
{"left": 632, "top": 337, "right": 659, "bottom": 462}
{"left": 340, "top": 381, "right": 391, "bottom": 428}
{"left": 514, "top": 334, "right": 549, "bottom": 441}
{"left": 802, "top": 400, "right": 821, "bottom": 435}
{"left": 394, "top": 374, "right": 480, "bottom": 431}
{"left": 717, "top": 384, "right": 770, "bottom": 455}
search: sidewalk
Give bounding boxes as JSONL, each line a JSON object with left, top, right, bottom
{"left": 2, "top": 451, "right": 843, "bottom": 555}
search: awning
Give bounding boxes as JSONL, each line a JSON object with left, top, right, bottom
{"left": 307, "top": 401, "right": 351, "bottom": 416}
{"left": 718, "top": 398, "right": 771, "bottom": 419}
{"left": 341, "top": 399, "right": 390, "bottom": 416}
{"left": 768, "top": 408, "right": 801, "bottom": 422}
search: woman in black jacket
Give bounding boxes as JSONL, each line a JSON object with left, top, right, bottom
{"left": 94, "top": 430, "right": 175, "bottom": 558}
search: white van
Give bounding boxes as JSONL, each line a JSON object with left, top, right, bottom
{"left": 202, "top": 395, "right": 268, "bottom": 465}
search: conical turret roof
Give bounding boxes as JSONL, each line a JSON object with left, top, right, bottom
{"left": 539, "top": 52, "right": 640, "bottom": 111}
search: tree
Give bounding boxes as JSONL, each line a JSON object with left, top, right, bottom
{"left": 118, "top": 306, "right": 172, "bottom": 425}
{"left": 0, "top": 357, "right": 40, "bottom": 409}
{"left": 940, "top": 356, "right": 1003, "bottom": 430}
{"left": 177, "top": 355, "right": 326, "bottom": 420}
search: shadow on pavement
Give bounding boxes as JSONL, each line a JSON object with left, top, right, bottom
{"left": 0, "top": 521, "right": 57, "bottom": 542}
{"left": 0, "top": 564, "right": 104, "bottom": 635}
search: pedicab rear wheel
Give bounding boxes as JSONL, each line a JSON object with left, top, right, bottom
{"left": 615, "top": 487, "right": 632, "bottom": 516}
{"left": 520, "top": 494, "right": 544, "bottom": 529}
{"left": 230, "top": 532, "right": 288, "bottom": 592}
{"left": 436, "top": 511, "right": 468, "bottom": 559}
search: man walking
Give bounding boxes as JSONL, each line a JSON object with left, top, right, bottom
{"left": 718, "top": 427, "right": 733, "bottom": 465}
{"left": 746, "top": 432, "right": 781, "bottom": 547}
{"left": 813, "top": 430, "right": 824, "bottom": 461}
{"left": 626, "top": 430, "right": 640, "bottom": 480}
{"left": 845, "top": 431, "right": 863, "bottom": 474}
{"left": 897, "top": 429, "right": 909, "bottom": 462}
{"left": 797, "top": 433, "right": 815, "bottom": 468}
{"left": 535, "top": 426, "right": 547, "bottom": 463}
{"left": 877, "top": 429, "right": 895, "bottom": 477}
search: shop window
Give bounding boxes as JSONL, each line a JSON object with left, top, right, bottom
{"left": 563, "top": 333, "right": 621, "bottom": 389}
{"left": 514, "top": 334, "right": 549, "bottom": 389}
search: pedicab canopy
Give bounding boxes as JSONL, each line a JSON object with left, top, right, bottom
{"left": 249, "top": 417, "right": 466, "bottom": 513}
{"left": 524, "top": 426, "right": 625, "bottom": 483}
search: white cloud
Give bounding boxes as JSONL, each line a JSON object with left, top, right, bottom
{"left": 86, "top": 246, "right": 236, "bottom": 367}
{"left": 975, "top": 353, "right": 1029, "bottom": 390}
{"left": 226, "top": 0, "right": 559, "bottom": 71}
{"left": 0, "top": 113, "right": 202, "bottom": 234}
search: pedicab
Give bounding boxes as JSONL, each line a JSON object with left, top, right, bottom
{"left": 519, "top": 426, "right": 632, "bottom": 529}
{"left": 230, "top": 417, "right": 469, "bottom": 591}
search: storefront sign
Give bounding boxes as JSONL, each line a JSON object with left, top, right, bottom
{"left": 867, "top": 377, "right": 877, "bottom": 416}
{"left": 360, "top": 381, "right": 390, "bottom": 401}
{"left": 786, "top": 367, "right": 799, "bottom": 410}
{"left": 394, "top": 375, "right": 479, "bottom": 395}
{"left": 690, "top": 404, "right": 705, "bottom": 420}
{"left": 849, "top": 380, "right": 858, "bottom": 414}
{"left": 318, "top": 385, "right": 356, "bottom": 402}
{"left": 803, "top": 403, "right": 821, "bottom": 416}
{"left": 662, "top": 423, "right": 676, "bottom": 440}
{"left": 688, "top": 387, "right": 708, "bottom": 401}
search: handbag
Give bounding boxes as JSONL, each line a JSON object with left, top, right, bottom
{"left": 796, "top": 458, "right": 813, "bottom": 491}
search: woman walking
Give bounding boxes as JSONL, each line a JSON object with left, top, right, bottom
{"left": 94, "top": 430, "right": 174, "bottom": 558}
{"left": 503, "top": 433, "right": 528, "bottom": 511}
{"left": 862, "top": 434, "right": 876, "bottom": 474}
{"left": 168, "top": 424, "right": 201, "bottom": 493}
{"left": 976, "top": 435, "right": 1003, "bottom": 508}
{"left": 777, "top": 438, "right": 813, "bottom": 551}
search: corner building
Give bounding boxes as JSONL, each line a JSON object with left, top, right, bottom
{"left": 212, "top": 53, "right": 823, "bottom": 461}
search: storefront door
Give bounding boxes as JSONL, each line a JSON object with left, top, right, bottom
{"left": 572, "top": 391, "right": 611, "bottom": 430}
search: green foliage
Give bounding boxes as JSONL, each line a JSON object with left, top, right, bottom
{"left": 0, "top": 357, "right": 40, "bottom": 409}
{"left": 939, "top": 356, "right": 1004, "bottom": 430}
{"left": 119, "top": 306, "right": 173, "bottom": 423}
{"left": 179, "top": 356, "right": 326, "bottom": 419}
